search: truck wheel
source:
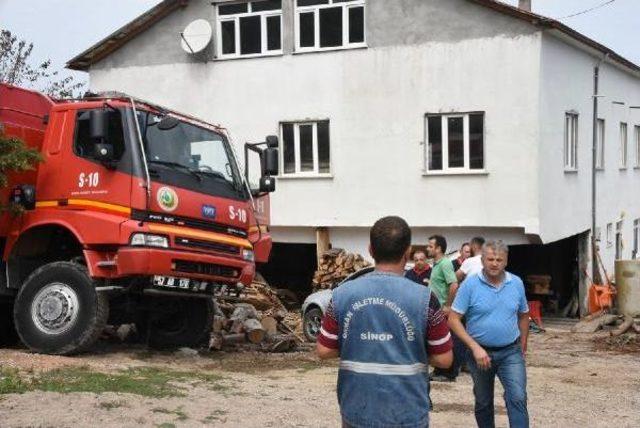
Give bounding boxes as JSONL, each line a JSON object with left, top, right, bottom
{"left": 303, "top": 307, "right": 323, "bottom": 342}
{"left": 137, "top": 297, "right": 213, "bottom": 349}
{"left": 13, "top": 262, "right": 109, "bottom": 355}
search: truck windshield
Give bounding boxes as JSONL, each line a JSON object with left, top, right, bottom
{"left": 136, "top": 110, "right": 246, "bottom": 200}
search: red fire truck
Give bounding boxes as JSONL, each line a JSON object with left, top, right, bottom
{"left": 0, "top": 84, "right": 278, "bottom": 355}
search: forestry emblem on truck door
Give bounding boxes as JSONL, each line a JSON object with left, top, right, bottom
{"left": 157, "top": 187, "right": 179, "bottom": 212}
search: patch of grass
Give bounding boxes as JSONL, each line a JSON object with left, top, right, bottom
{"left": 152, "top": 406, "right": 188, "bottom": 421}
{"left": 156, "top": 423, "right": 176, "bottom": 428}
{"left": 0, "top": 368, "right": 30, "bottom": 394}
{"left": 0, "top": 366, "right": 228, "bottom": 398}
{"left": 203, "top": 410, "right": 228, "bottom": 424}
{"left": 99, "top": 400, "right": 127, "bottom": 410}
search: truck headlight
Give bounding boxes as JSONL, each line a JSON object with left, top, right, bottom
{"left": 242, "top": 249, "right": 255, "bottom": 261}
{"left": 130, "top": 233, "right": 169, "bottom": 248}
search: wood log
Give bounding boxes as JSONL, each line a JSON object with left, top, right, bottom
{"left": 212, "top": 315, "right": 226, "bottom": 333}
{"left": 209, "top": 333, "right": 224, "bottom": 351}
{"left": 244, "top": 318, "right": 266, "bottom": 344}
{"left": 610, "top": 315, "right": 634, "bottom": 337}
{"left": 571, "top": 314, "right": 619, "bottom": 333}
{"left": 230, "top": 304, "right": 258, "bottom": 333}
{"left": 261, "top": 316, "right": 278, "bottom": 335}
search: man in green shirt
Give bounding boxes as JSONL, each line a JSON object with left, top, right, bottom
{"left": 427, "top": 234, "right": 461, "bottom": 382}
{"left": 427, "top": 235, "right": 458, "bottom": 309}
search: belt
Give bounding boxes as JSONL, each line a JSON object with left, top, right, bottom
{"left": 481, "top": 338, "right": 520, "bottom": 352}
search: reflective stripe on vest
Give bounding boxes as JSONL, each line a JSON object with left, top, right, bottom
{"left": 340, "top": 360, "right": 427, "bottom": 376}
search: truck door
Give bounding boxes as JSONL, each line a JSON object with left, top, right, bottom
{"left": 58, "top": 109, "right": 133, "bottom": 215}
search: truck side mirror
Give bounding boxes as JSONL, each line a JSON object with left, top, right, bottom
{"left": 90, "top": 109, "right": 109, "bottom": 141}
{"left": 264, "top": 147, "right": 279, "bottom": 176}
{"left": 265, "top": 135, "right": 279, "bottom": 148}
{"left": 259, "top": 176, "right": 276, "bottom": 193}
{"left": 94, "top": 143, "right": 115, "bottom": 164}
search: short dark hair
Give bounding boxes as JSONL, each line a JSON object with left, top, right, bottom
{"left": 370, "top": 216, "right": 412, "bottom": 263}
{"left": 470, "top": 236, "right": 485, "bottom": 247}
{"left": 428, "top": 235, "right": 447, "bottom": 254}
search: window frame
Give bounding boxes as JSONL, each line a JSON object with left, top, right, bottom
{"left": 596, "top": 118, "right": 605, "bottom": 170}
{"left": 424, "top": 111, "right": 486, "bottom": 175}
{"left": 216, "top": 1, "right": 284, "bottom": 59}
{"left": 634, "top": 125, "right": 640, "bottom": 169}
{"left": 564, "top": 112, "right": 579, "bottom": 171}
{"left": 620, "top": 122, "right": 628, "bottom": 169}
{"left": 615, "top": 220, "right": 623, "bottom": 260}
{"left": 294, "top": 0, "right": 366, "bottom": 53}
{"left": 279, "top": 120, "right": 332, "bottom": 178}
{"left": 633, "top": 218, "right": 639, "bottom": 259}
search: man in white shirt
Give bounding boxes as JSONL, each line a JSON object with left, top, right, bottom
{"left": 455, "top": 237, "right": 485, "bottom": 284}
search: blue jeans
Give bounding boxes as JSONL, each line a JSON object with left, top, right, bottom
{"left": 468, "top": 342, "right": 529, "bottom": 428}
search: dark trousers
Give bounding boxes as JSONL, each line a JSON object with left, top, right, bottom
{"left": 468, "top": 342, "right": 529, "bottom": 428}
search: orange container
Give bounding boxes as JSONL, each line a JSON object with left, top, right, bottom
{"left": 588, "top": 284, "right": 615, "bottom": 314}
{"left": 528, "top": 301, "right": 543, "bottom": 329}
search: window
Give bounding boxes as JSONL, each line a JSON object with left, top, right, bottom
{"left": 564, "top": 113, "right": 578, "bottom": 170}
{"left": 596, "top": 118, "right": 605, "bottom": 170}
{"left": 633, "top": 219, "right": 639, "bottom": 259}
{"left": 425, "top": 112, "right": 484, "bottom": 173}
{"left": 280, "top": 120, "right": 330, "bottom": 176}
{"left": 620, "top": 122, "right": 628, "bottom": 168}
{"left": 615, "top": 220, "right": 623, "bottom": 260}
{"left": 295, "top": 0, "right": 365, "bottom": 52}
{"left": 74, "top": 110, "right": 125, "bottom": 161}
{"left": 217, "top": 1, "right": 282, "bottom": 58}
{"left": 635, "top": 125, "right": 640, "bottom": 168}
{"left": 606, "top": 223, "right": 613, "bottom": 248}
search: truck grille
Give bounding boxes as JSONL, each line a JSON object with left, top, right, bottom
{"left": 174, "top": 237, "right": 240, "bottom": 255}
{"left": 172, "top": 260, "right": 239, "bottom": 278}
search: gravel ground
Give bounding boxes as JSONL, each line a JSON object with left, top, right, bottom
{"left": 0, "top": 320, "right": 639, "bottom": 428}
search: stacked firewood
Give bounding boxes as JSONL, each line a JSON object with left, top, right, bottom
{"left": 312, "top": 248, "right": 371, "bottom": 291}
{"left": 209, "top": 274, "right": 304, "bottom": 352}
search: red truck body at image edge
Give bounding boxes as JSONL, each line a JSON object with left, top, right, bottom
{"left": 0, "top": 83, "right": 278, "bottom": 354}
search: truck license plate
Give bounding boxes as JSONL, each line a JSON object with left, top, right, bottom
{"left": 152, "top": 275, "right": 208, "bottom": 292}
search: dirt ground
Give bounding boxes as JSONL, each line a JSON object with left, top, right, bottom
{"left": 0, "top": 319, "right": 639, "bottom": 428}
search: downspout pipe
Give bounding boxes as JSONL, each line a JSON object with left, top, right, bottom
{"left": 592, "top": 53, "right": 609, "bottom": 282}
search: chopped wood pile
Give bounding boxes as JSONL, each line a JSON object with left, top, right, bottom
{"left": 313, "top": 248, "right": 371, "bottom": 291}
{"left": 209, "top": 274, "right": 304, "bottom": 352}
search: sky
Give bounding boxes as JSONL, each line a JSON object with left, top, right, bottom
{"left": 1, "top": 0, "right": 638, "bottom": 90}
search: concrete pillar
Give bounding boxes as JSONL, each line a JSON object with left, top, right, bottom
{"left": 316, "top": 227, "right": 331, "bottom": 263}
{"left": 578, "top": 231, "right": 591, "bottom": 316}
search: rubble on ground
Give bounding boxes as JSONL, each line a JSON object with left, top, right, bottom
{"left": 312, "top": 248, "right": 371, "bottom": 291}
{"left": 573, "top": 311, "right": 640, "bottom": 352}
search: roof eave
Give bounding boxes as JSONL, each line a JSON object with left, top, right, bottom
{"left": 468, "top": 0, "right": 640, "bottom": 76}
{"left": 66, "top": 0, "right": 188, "bottom": 71}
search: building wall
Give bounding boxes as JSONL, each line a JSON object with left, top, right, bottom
{"left": 538, "top": 33, "right": 640, "bottom": 274}
{"left": 89, "top": 0, "right": 544, "bottom": 250}
{"left": 272, "top": 225, "right": 529, "bottom": 262}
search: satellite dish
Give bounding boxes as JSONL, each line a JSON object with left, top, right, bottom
{"left": 180, "top": 19, "right": 212, "bottom": 54}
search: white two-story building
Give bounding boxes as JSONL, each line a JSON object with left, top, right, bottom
{"left": 68, "top": 0, "right": 640, "bottom": 314}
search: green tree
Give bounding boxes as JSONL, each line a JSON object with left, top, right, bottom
{"left": 0, "top": 29, "right": 84, "bottom": 98}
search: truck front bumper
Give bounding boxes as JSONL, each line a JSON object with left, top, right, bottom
{"left": 87, "top": 247, "right": 255, "bottom": 285}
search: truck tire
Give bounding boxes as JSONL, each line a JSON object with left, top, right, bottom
{"left": 13, "top": 261, "right": 109, "bottom": 355}
{"left": 136, "top": 297, "right": 213, "bottom": 349}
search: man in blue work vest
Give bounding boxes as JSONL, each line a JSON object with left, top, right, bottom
{"left": 317, "top": 216, "right": 453, "bottom": 428}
